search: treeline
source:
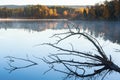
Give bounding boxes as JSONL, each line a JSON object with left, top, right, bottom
{"left": 76, "top": 0, "right": 120, "bottom": 20}
{"left": 0, "top": 5, "right": 75, "bottom": 19}
{"left": 0, "top": 0, "right": 120, "bottom": 20}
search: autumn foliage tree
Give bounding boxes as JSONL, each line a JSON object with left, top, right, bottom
{"left": 63, "top": 10, "right": 68, "bottom": 16}
{"left": 53, "top": 8, "right": 58, "bottom": 16}
{"left": 0, "top": 0, "right": 120, "bottom": 20}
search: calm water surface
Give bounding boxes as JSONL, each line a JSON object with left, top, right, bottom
{"left": 0, "top": 20, "right": 120, "bottom": 80}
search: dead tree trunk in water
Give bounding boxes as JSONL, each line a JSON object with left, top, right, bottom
{"left": 42, "top": 22, "right": 120, "bottom": 80}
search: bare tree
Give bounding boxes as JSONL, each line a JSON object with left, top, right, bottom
{"left": 5, "top": 22, "right": 120, "bottom": 80}
{"left": 41, "top": 22, "right": 120, "bottom": 80}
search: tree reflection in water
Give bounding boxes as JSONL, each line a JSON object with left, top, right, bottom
{"left": 5, "top": 22, "right": 120, "bottom": 80}
{"left": 0, "top": 20, "right": 119, "bottom": 44}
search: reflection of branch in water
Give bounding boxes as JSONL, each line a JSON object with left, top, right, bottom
{"left": 42, "top": 23, "right": 120, "bottom": 80}
{"left": 4, "top": 22, "right": 120, "bottom": 80}
{"left": 5, "top": 56, "right": 38, "bottom": 73}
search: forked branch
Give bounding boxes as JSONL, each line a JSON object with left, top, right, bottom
{"left": 5, "top": 22, "right": 120, "bottom": 80}
{"left": 5, "top": 56, "right": 38, "bottom": 73}
{"left": 42, "top": 22, "right": 120, "bottom": 80}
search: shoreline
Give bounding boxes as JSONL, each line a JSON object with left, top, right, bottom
{"left": 0, "top": 18, "right": 68, "bottom": 22}
{"left": 0, "top": 18, "right": 119, "bottom": 22}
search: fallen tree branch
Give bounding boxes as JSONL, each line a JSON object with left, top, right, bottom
{"left": 42, "top": 22, "right": 120, "bottom": 80}
{"left": 5, "top": 22, "right": 120, "bottom": 80}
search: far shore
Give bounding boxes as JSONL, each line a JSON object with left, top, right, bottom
{"left": 0, "top": 18, "right": 68, "bottom": 22}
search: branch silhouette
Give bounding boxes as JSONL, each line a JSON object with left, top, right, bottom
{"left": 42, "top": 22, "right": 120, "bottom": 80}
{"left": 5, "top": 22, "right": 120, "bottom": 80}
{"left": 5, "top": 56, "right": 38, "bottom": 73}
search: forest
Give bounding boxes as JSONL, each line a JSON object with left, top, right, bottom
{"left": 0, "top": 0, "right": 120, "bottom": 20}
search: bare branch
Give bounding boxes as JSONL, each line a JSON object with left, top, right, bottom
{"left": 5, "top": 22, "right": 120, "bottom": 80}
{"left": 5, "top": 56, "right": 38, "bottom": 73}
{"left": 42, "top": 22, "right": 120, "bottom": 80}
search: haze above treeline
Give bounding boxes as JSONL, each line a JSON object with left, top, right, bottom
{"left": 0, "top": 0, "right": 120, "bottom": 21}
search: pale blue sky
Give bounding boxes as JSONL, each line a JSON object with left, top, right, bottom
{"left": 0, "top": 0, "right": 111, "bottom": 5}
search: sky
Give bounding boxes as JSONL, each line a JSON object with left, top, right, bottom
{"left": 0, "top": 0, "right": 111, "bottom": 6}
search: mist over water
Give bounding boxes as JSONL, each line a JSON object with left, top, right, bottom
{"left": 0, "top": 20, "right": 120, "bottom": 80}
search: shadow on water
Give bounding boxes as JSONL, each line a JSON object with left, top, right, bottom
{"left": 0, "top": 20, "right": 120, "bottom": 44}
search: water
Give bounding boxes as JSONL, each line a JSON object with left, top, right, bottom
{"left": 0, "top": 20, "right": 120, "bottom": 80}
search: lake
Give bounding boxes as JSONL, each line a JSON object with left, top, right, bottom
{"left": 0, "top": 20, "right": 120, "bottom": 80}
